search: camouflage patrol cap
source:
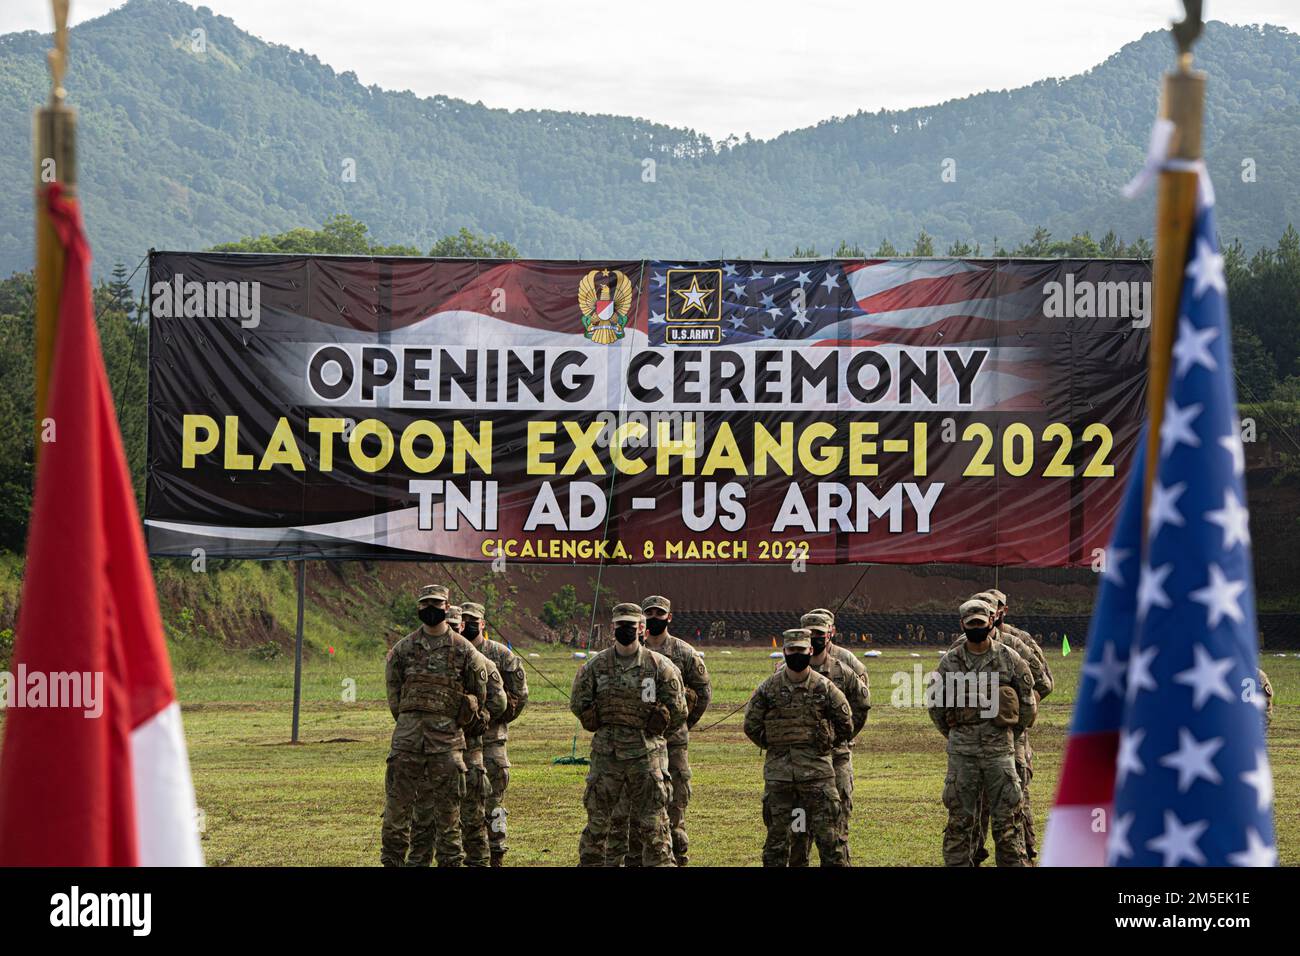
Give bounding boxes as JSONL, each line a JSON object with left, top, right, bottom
{"left": 800, "top": 611, "right": 833, "bottom": 632}
{"left": 641, "top": 595, "right": 672, "bottom": 613}
{"left": 461, "top": 602, "right": 486, "bottom": 620}
{"left": 808, "top": 607, "right": 835, "bottom": 624}
{"left": 959, "top": 598, "right": 995, "bottom": 627}
{"left": 782, "top": 628, "right": 813, "bottom": 650}
{"left": 417, "top": 584, "right": 449, "bottom": 604}
{"left": 446, "top": 605, "right": 463, "bottom": 626}
{"left": 986, "top": 588, "right": 1008, "bottom": 607}
{"left": 972, "top": 591, "right": 1001, "bottom": 609}
{"left": 612, "top": 602, "right": 645, "bottom": 624}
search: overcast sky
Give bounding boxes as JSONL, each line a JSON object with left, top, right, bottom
{"left": 5, "top": 0, "right": 1299, "bottom": 140}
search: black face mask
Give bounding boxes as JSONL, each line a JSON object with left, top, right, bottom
{"left": 964, "top": 626, "right": 991, "bottom": 643}
{"left": 784, "top": 652, "right": 812, "bottom": 671}
{"left": 463, "top": 621, "right": 481, "bottom": 639}
{"left": 810, "top": 635, "right": 827, "bottom": 654}
{"left": 614, "top": 624, "right": 639, "bottom": 645}
{"left": 646, "top": 618, "right": 669, "bottom": 636}
{"left": 418, "top": 605, "right": 446, "bottom": 627}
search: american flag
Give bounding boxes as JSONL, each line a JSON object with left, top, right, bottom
{"left": 647, "top": 258, "right": 1060, "bottom": 410}
{"left": 1040, "top": 196, "right": 1276, "bottom": 867}
{"left": 648, "top": 258, "right": 1042, "bottom": 346}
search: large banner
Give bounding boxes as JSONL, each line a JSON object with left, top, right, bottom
{"left": 145, "top": 252, "right": 1150, "bottom": 565}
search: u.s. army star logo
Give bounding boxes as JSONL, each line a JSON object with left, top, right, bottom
{"left": 665, "top": 268, "right": 722, "bottom": 322}
{"left": 578, "top": 269, "right": 633, "bottom": 344}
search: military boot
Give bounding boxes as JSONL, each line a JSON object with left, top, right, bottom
{"left": 490, "top": 849, "right": 505, "bottom": 867}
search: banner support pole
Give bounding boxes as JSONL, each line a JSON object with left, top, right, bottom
{"left": 291, "top": 559, "right": 305, "bottom": 743}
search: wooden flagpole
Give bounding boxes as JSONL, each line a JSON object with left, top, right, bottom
{"left": 34, "top": 0, "right": 77, "bottom": 458}
{"left": 1143, "top": 2, "right": 1205, "bottom": 527}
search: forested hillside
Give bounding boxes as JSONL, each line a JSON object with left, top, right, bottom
{"left": 0, "top": 0, "right": 1297, "bottom": 276}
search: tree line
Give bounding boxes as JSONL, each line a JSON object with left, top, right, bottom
{"left": 3, "top": 11, "right": 1298, "bottom": 278}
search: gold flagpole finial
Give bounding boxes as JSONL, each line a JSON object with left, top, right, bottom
{"left": 48, "top": 0, "right": 70, "bottom": 105}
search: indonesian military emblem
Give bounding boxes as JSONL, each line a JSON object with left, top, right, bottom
{"left": 578, "top": 268, "right": 633, "bottom": 344}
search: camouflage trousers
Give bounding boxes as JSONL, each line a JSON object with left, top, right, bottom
{"left": 606, "top": 742, "right": 692, "bottom": 866}
{"left": 447, "top": 747, "right": 493, "bottom": 866}
{"left": 381, "top": 749, "right": 467, "bottom": 867}
{"left": 578, "top": 749, "right": 674, "bottom": 867}
{"left": 761, "top": 778, "right": 846, "bottom": 867}
{"left": 788, "top": 750, "right": 853, "bottom": 866}
{"left": 941, "top": 751, "right": 1025, "bottom": 867}
{"left": 973, "top": 737, "right": 1034, "bottom": 864}
{"left": 484, "top": 741, "right": 511, "bottom": 857}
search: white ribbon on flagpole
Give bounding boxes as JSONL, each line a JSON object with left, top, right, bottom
{"left": 1122, "top": 115, "right": 1215, "bottom": 207}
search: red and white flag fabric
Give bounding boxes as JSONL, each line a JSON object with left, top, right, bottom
{"left": 0, "top": 184, "right": 202, "bottom": 866}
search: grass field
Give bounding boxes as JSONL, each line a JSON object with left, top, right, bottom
{"left": 178, "top": 646, "right": 1299, "bottom": 866}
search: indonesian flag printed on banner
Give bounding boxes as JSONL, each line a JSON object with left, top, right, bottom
{"left": 0, "top": 184, "right": 203, "bottom": 866}
{"left": 1041, "top": 185, "right": 1275, "bottom": 867}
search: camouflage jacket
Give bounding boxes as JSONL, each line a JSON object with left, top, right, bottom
{"left": 472, "top": 636, "right": 529, "bottom": 744}
{"left": 949, "top": 626, "right": 1052, "bottom": 701}
{"left": 642, "top": 632, "right": 712, "bottom": 744}
{"left": 744, "top": 668, "right": 853, "bottom": 783}
{"left": 569, "top": 645, "right": 687, "bottom": 759}
{"left": 464, "top": 655, "right": 509, "bottom": 753}
{"left": 385, "top": 627, "right": 490, "bottom": 754}
{"left": 830, "top": 642, "right": 870, "bottom": 690}
{"left": 1001, "top": 622, "right": 1053, "bottom": 698}
{"left": 927, "top": 638, "right": 1035, "bottom": 757}
{"left": 792, "top": 652, "right": 870, "bottom": 756}
{"left": 1258, "top": 667, "right": 1274, "bottom": 727}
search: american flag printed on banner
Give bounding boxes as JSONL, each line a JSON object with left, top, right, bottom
{"left": 649, "top": 259, "right": 1044, "bottom": 344}
{"left": 648, "top": 257, "right": 1065, "bottom": 410}
{"left": 1040, "top": 192, "right": 1276, "bottom": 867}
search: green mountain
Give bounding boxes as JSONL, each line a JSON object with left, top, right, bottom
{"left": 1, "top": 0, "right": 1298, "bottom": 277}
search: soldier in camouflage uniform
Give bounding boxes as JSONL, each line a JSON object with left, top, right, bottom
{"left": 965, "top": 589, "right": 1052, "bottom": 864}
{"left": 570, "top": 603, "right": 688, "bottom": 867}
{"left": 927, "top": 599, "right": 1036, "bottom": 867}
{"left": 461, "top": 601, "right": 530, "bottom": 866}
{"left": 411, "top": 600, "right": 507, "bottom": 866}
{"left": 788, "top": 610, "right": 871, "bottom": 866}
{"left": 381, "top": 585, "right": 491, "bottom": 867}
{"left": 744, "top": 628, "right": 854, "bottom": 867}
{"left": 406, "top": 602, "right": 494, "bottom": 866}
{"left": 807, "top": 607, "right": 872, "bottom": 689}
{"left": 456, "top": 627, "right": 507, "bottom": 867}
{"left": 607, "top": 595, "right": 712, "bottom": 866}
{"left": 1258, "top": 667, "right": 1274, "bottom": 730}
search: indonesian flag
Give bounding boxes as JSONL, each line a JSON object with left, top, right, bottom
{"left": 0, "top": 184, "right": 202, "bottom": 865}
